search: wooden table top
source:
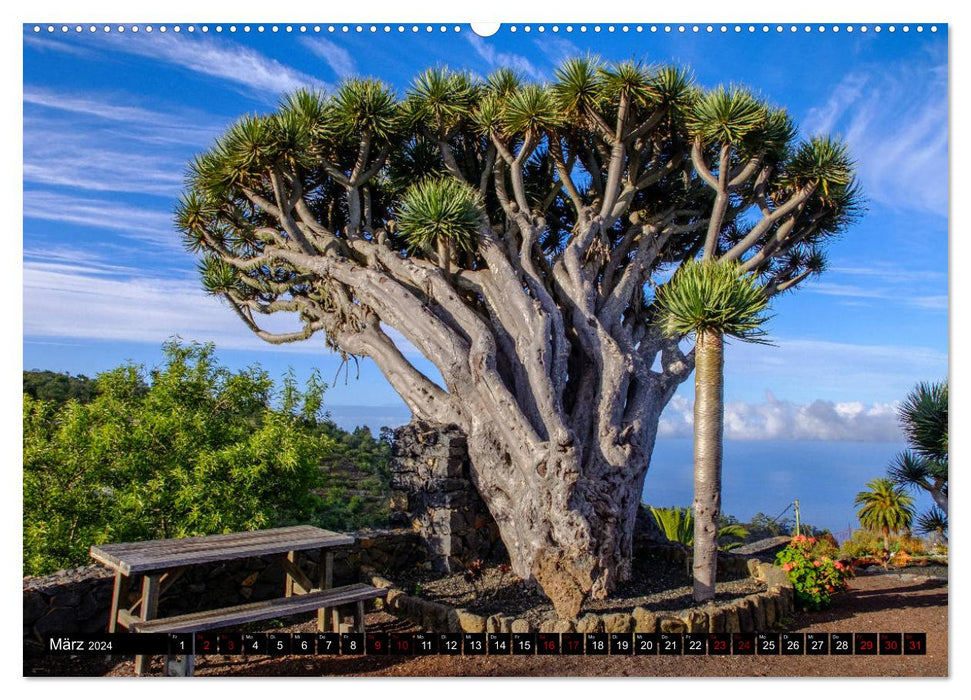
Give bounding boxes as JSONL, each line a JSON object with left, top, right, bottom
{"left": 89, "top": 525, "right": 355, "bottom": 575}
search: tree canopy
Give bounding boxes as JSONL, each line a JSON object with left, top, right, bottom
{"left": 23, "top": 341, "right": 390, "bottom": 576}
{"left": 176, "top": 58, "right": 861, "bottom": 617}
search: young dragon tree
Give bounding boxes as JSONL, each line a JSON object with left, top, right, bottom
{"left": 653, "top": 259, "right": 771, "bottom": 602}
{"left": 176, "top": 58, "right": 860, "bottom": 618}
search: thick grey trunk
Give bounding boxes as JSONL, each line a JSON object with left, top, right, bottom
{"left": 463, "top": 418, "right": 658, "bottom": 620}
{"left": 692, "top": 330, "right": 723, "bottom": 603}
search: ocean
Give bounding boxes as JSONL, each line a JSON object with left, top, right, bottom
{"left": 644, "top": 438, "right": 935, "bottom": 537}
{"left": 327, "top": 407, "right": 934, "bottom": 537}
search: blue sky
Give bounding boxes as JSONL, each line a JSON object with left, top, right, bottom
{"left": 22, "top": 23, "right": 948, "bottom": 438}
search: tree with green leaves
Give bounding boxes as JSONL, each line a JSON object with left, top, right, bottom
{"left": 887, "top": 381, "right": 948, "bottom": 532}
{"left": 177, "top": 58, "right": 859, "bottom": 617}
{"left": 23, "top": 341, "right": 332, "bottom": 575}
{"left": 653, "top": 259, "right": 771, "bottom": 601}
{"left": 855, "top": 478, "right": 915, "bottom": 554}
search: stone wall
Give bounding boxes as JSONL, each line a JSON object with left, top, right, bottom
{"left": 23, "top": 527, "right": 423, "bottom": 647}
{"left": 367, "top": 545, "right": 796, "bottom": 634}
{"left": 389, "top": 421, "right": 504, "bottom": 572}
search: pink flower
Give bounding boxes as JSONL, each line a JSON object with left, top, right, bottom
{"left": 813, "top": 560, "right": 822, "bottom": 567}
{"left": 782, "top": 562, "right": 794, "bottom": 572}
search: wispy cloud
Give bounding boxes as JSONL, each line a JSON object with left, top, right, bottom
{"left": 805, "top": 263, "right": 947, "bottom": 310}
{"left": 23, "top": 34, "right": 95, "bottom": 58}
{"left": 97, "top": 32, "right": 323, "bottom": 99}
{"left": 22, "top": 252, "right": 329, "bottom": 354}
{"left": 659, "top": 392, "right": 902, "bottom": 442}
{"left": 534, "top": 36, "right": 581, "bottom": 67}
{"left": 465, "top": 34, "right": 545, "bottom": 81}
{"left": 802, "top": 53, "right": 947, "bottom": 216}
{"left": 300, "top": 37, "right": 357, "bottom": 79}
{"left": 23, "top": 191, "right": 179, "bottom": 249}
{"left": 24, "top": 86, "right": 224, "bottom": 146}
{"left": 724, "top": 337, "right": 947, "bottom": 405}
{"left": 23, "top": 128, "right": 185, "bottom": 197}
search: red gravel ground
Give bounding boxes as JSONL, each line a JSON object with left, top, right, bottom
{"left": 26, "top": 573, "right": 946, "bottom": 678}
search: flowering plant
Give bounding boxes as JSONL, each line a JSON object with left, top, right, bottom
{"left": 775, "top": 535, "right": 853, "bottom": 611}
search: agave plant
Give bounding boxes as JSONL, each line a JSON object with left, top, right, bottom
{"left": 649, "top": 506, "right": 750, "bottom": 550}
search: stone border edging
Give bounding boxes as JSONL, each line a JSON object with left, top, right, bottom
{"left": 362, "top": 546, "right": 795, "bottom": 634}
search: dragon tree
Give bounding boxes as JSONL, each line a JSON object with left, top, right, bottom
{"left": 177, "top": 58, "right": 860, "bottom": 618}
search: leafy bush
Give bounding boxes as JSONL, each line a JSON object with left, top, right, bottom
{"left": 22, "top": 341, "right": 370, "bottom": 576}
{"left": 810, "top": 536, "right": 840, "bottom": 561}
{"left": 775, "top": 535, "right": 852, "bottom": 611}
{"left": 838, "top": 529, "right": 885, "bottom": 560}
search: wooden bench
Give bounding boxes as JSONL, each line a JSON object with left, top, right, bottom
{"left": 90, "top": 526, "right": 365, "bottom": 676}
{"left": 131, "top": 583, "right": 388, "bottom": 676}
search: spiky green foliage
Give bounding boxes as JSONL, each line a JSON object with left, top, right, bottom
{"left": 654, "top": 260, "right": 772, "bottom": 342}
{"left": 688, "top": 86, "right": 767, "bottom": 145}
{"left": 855, "top": 478, "right": 915, "bottom": 539}
{"left": 407, "top": 68, "right": 479, "bottom": 135}
{"left": 397, "top": 177, "right": 483, "bottom": 253}
{"left": 888, "top": 450, "right": 948, "bottom": 494}
{"left": 599, "top": 60, "right": 656, "bottom": 107}
{"left": 899, "top": 381, "right": 948, "bottom": 462}
{"left": 915, "top": 507, "right": 948, "bottom": 540}
{"left": 552, "top": 56, "right": 605, "bottom": 118}
{"left": 332, "top": 79, "right": 399, "bottom": 141}
{"left": 649, "top": 506, "right": 749, "bottom": 549}
{"left": 501, "top": 84, "right": 562, "bottom": 135}
{"left": 784, "top": 135, "right": 855, "bottom": 196}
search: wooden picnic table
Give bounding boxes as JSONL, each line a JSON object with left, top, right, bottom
{"left": 90, "top": 525, "right": 356, "bottom": 675}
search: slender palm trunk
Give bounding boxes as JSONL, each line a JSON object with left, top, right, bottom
{"left": 693, "top": 329, "right": 724, "bottom": 603}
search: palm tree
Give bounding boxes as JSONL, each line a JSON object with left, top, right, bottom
{"left": 855, "top": 478, "right": 915, "bottom": 554}
{"left": 887, "top": 381, "right": 948, "bottom": 516}
{"left": 654, "top": 260, "right": 771, "bottom": 602}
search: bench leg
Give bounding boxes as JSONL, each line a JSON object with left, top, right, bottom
{"left": 134, "top": 574, "right": 161, "bottom": 676}
{"left": 108, "top": 572, "right": 130, "bottom": 634}
{"left": 317, "top": 550, "right": 333, "bottom": 632}
{"left": 356, "top": 600, "right": 366, "bottom": 634}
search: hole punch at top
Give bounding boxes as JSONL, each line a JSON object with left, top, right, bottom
{"left": 471, "top": 23, "right": 500, "bottom": 37}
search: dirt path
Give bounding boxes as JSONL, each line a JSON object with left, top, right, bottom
{"left": 26, "top": 573, "right": 947, "bottom": 678}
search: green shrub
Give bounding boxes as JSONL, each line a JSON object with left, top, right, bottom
{"left": 775, "top": 535, "right": 852, "bottom": 611}
{"left": 838, "top": 529, "right": 884, "bottom": 560}
{"left": 23, "top": 341, "right": 351, "bottom": 575}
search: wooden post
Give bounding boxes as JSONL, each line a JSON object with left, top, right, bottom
{"left": 285, "top": 551, "right": 296, "bottom": 598}
{"left": 317, "top": 550, "right": 334, "bottom": 632}
{"left": 356, "top": 600, "right": 366, "bottom": 634}
{"left": 108, "top": 572, "right": 130, "bottom": 634}
{"left": 134, "top": 573, "right": 161, "bottom": 676}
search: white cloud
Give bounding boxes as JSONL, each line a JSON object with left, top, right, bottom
{"left": 22, "top": 248, "right": 427, "bottom": 361}
{"left": 723, "top": 337, "right": 947, "bottom": 406}
{"left": 97, "top": 32, "right": 324, "bottom": 99}
{"left": 465, "top": 34, "right": 545, "bottom": 81}
{"left": 23, "top": 129, "right": 185, "bottom": 197}
{"left": 300, "top": 37, "right": 357, "bottom": 79}
{"left": 24, "top": 86, "right": 223, "bottom": 147}
{"left": 801, "top": 55, "right": 947, "bottom": 215}
{"left": 23, "top": 191, "right": 179, "bottom": 249}
{"left": 23, "top": 255, "right": 329, "bottom": 354}
{"left": 534, "top": 36, "right": 581, "bottom": 67}
{"left": 659, "top": 391, "right": 902, "bottom": 442}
